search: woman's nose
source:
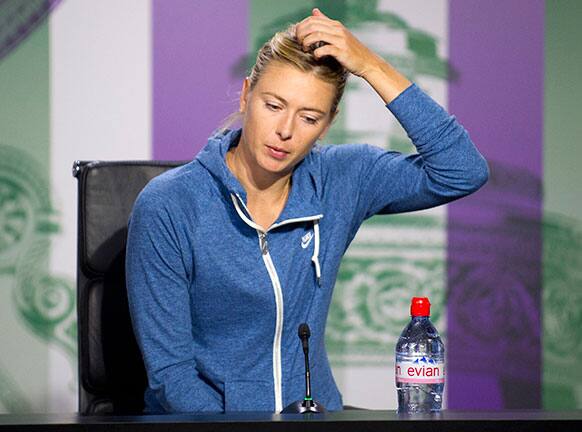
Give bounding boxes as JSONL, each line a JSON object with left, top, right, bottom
{"left": 276, "top": 114, "right": 294, "bottom": 140}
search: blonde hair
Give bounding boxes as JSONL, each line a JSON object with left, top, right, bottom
{"left": 220, "top": 24, "right": 348, "bottom": 131}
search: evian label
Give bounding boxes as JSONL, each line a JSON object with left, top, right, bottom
{"left": 395, "top": 357, "right": 445, "bottom": 384}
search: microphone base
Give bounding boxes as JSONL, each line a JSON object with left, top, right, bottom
{"left": 281, "top": 399, "right": 327, "bottom": 414}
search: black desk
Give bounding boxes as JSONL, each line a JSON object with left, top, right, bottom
{"left": 1, "top": 410, "right": 581, "bottom": 431}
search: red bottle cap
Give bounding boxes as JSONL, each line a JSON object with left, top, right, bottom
{"left": 410, "top": 297, "right": 431, "bottom": 317}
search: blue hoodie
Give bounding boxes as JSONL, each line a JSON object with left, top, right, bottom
{"left": 125, "top": 84, "right": 489, "bottom": 413}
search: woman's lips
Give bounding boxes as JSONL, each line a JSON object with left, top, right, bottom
{"left": 266, "top": 145, "right": 289, "bottom": 160}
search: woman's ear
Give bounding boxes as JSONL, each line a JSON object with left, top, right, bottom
{"left": 239, "top": 77, "right": 250, "bottom": 113}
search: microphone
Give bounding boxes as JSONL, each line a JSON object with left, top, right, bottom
{"left": 299, "top": 323, "right": 310, "bottom": 348}
{"left": 298, "top": 324, "right": 312, "bottom": 401}
{"left": 281, "top": 323, "right": 327, "bottom": 414}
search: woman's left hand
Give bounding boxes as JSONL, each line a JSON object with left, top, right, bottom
{"left": 295, "top": 8, "right": 411, "bottom": 104}
{"left": 295, "top": 8, "right": 381, "bottom": 78}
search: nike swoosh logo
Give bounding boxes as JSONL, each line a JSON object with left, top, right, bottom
{"left": 301, "top": 232, "right": 313, "bottom": 249}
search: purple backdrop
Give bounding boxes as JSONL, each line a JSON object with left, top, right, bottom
{"left": 153, "top": 0, "right": 248, "bottom": 160}
{"left": 447, "top": 0, "right": 544, "bottom": 409}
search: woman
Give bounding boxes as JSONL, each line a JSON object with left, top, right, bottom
{"left": 126, "top": 8, "right": 488, "bottom": 413}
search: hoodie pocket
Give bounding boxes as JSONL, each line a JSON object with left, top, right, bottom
{"left": 224, "top": 379, "right": 275, "bottom": 411}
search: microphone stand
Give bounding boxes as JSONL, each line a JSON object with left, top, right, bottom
{"left": 281, "top": 323, "right": 327, "bottom": 414}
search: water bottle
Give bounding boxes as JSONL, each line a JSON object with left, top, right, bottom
{"left": 395, "top": 297, "right": 445, "bottom": 413}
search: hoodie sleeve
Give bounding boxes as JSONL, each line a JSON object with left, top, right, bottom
{"left": 333, "top": 83, "right": 489, "bottom": 222}
{"left": 125, "top": 185, "right": 223, "bottom": 413}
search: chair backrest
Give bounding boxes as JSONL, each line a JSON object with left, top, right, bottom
{"left": 73, "top": 160, "right": 186, "bottom": 415}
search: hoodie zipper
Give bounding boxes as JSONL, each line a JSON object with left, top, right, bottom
{"left": 257, "top": 230, "right": 284, "bottom": 412}
{"left": 231, "top": 194, "right": 322, "bottom": 412}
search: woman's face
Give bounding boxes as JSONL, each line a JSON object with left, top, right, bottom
{"left": 238, "top": 61, "right": 336, "bottom": 178}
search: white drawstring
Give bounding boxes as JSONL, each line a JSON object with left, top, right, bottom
{"left": 311, "top": 220, "right": 321, "bottom": 286}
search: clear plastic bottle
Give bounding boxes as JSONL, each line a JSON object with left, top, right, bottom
{"left": 395, "top": 297, "right": 445, "bottom": 413}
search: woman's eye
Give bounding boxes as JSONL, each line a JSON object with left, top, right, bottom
{"left": 303, "top": 116, "right": 318, "bottom": 125}
{"left": 265, "top": 102, "right": 280, "bottom": 111}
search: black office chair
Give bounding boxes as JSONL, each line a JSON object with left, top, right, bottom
{"left": 73, "top": 160, "right": 186, "bottom": 415}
